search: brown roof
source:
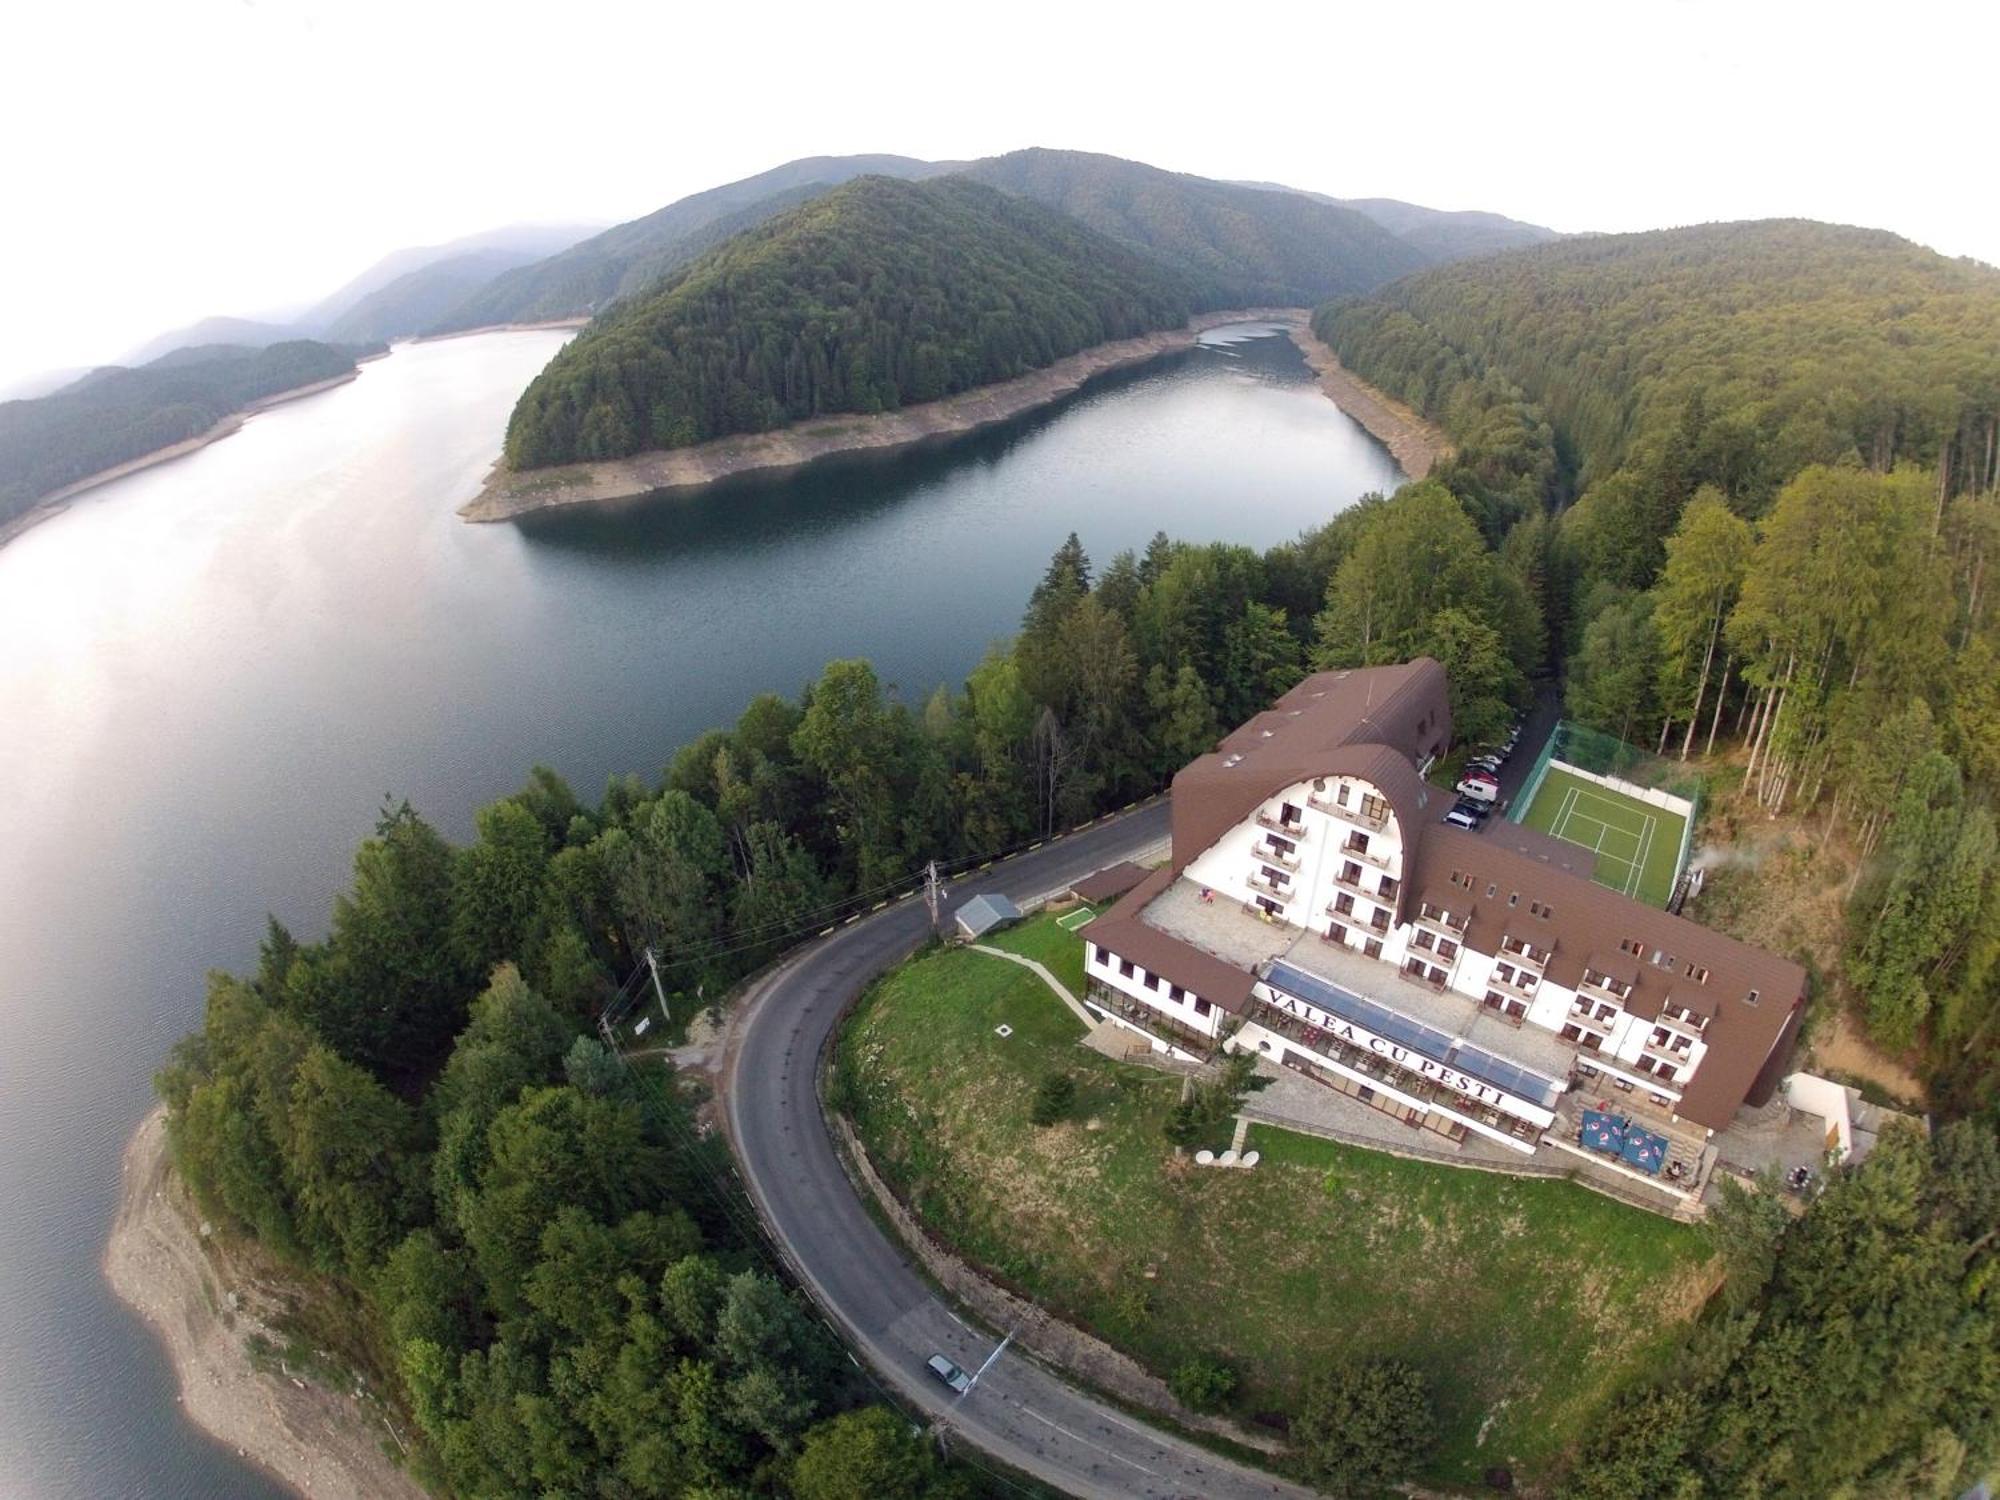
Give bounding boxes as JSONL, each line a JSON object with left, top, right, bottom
{"left": 1085, "top": 868, "right": 1258, "bottom": 1015}
{"left": 1168, "top": 661, "right": 1452, "bottom": 914}
{"left": 1070, "top": 861, "right": 1149, "bottom": 905}
{"left": 1414, "top": 825, "right": 1804, "bottom": 1129}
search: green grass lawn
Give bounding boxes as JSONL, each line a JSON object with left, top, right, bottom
{"left": 838, "top": 914, "right": 1715, "bottom": 1488}
{"left": 1516, "top": 764, "right": 1687, "bottom": 907}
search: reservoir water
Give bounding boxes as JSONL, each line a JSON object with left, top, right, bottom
{"left": 0, "top": 321, "right": 1400, "bottom": 1497}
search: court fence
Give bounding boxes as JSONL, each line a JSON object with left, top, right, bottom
{"left": 1509, "top": 720, "right": 1704, "bottom": 910}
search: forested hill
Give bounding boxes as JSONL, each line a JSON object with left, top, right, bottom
{"left": 960, "top": 148, "right": 1428, "bottom": 308}
{"left": 1315, "top": 219, "right": 2000, "bottom": 506}
{"left": 428, "top": 154, "right": 955, "bottom": 333}
{"left": 0, "top": 340, "right": 364, "bottom": 528}
{"left": 503, "top": 175, "right": 1192, "bottom": 469}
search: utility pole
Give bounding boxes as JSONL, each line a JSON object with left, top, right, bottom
{"left": 925, "top": 859, "right": 943, "bottom": 935}
{"left": 644, "top": 946, "right": 671, "bottom": 1026}
{"left": 957, "top": 1328, "right": 1014, "bottom": 1404}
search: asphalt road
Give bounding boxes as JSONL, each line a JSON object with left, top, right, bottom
{"left": 723, "top": 803, "right": 1318, "bottom": 1500}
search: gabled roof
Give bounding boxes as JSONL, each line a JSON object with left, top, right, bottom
{"left": 955, "top": 892, "right": 1021, "bottom": 938}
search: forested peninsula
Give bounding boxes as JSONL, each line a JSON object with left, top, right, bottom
{"left": 0, "top": 340, "right": 373, "bottom": 546}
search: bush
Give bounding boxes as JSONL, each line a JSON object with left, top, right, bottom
{"left": 1292, "top": 1357, "right": 1434, "bottom": 1497}
{"left": 1169, "top": 1354, "right": 1239, "bottom": 1412}
{"left": 1030, "top": 1070, "right": 1076, "bottom": 1126}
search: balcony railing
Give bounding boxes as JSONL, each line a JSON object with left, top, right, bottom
{"left": 1246, "top": 871, "right": 1291, "bottom": 899}
{"left": 1328, "top": 864, "right": 1370, "bottom": 896}
{"left": 1417, "top": 903, "right": 1469, "bottom": 933}
{"left": 1309, "top": 792, "right": 1389, "bottom": 831}
{"left": 1255, "top": 809, "right": 1307, "bottom": 839}
{"left": 1254, "top": 841, "right": 1301, "bottom": 871}
{"left": 1499, "top": 936, "right": 1551, "bottom": 967}
{"left": 1341, "top": 837, "right": 1394, "bottom": 871}
{"left": 1490, "top": 969, "right": 1540, "bottom": 999}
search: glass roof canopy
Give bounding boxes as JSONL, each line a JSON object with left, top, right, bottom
{"left": 1263, "top": 960, "right": 1565, "bottom": 1109}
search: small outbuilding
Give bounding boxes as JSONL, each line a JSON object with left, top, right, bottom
{"left": 1069, "top": 861, "right": 1149, "bottom": 906}
{"left": 955, "top": 892, "right": 1021, "bottom": 940}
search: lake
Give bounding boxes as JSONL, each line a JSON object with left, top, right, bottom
{"left": 0, "top": 320, "right": 1400, "bottom": 1497}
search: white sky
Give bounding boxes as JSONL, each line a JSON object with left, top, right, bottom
{"left": 4, "top": 0, "right": 1993, "bottom": 390}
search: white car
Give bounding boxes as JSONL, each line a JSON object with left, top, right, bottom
{"left": 1456, "top": 777, "right": 1499, "bottom": 803}
{"left": 1444, "top": 805, "right": 1484, "bottom": 828}
{"left": 927, "top": 1354, "right": 972, "bottom": 1394}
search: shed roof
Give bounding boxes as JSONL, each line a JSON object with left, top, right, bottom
{"left": 955, "top": 893, "right": 1021, "bottom": 938}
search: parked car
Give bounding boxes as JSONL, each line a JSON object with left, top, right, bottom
{"left": 1467, "top": 755, "right": 1504, "bottom": 774}
{"left": 1452, "top": 796, "right": 1492, "bottom": 822}
{"left": 927, "top": 1354, "right": 972, "bottom": 1394}
{"left": 1444, "top": 805, "right": 1484, "bottom": 829}
{"left": 1456, "top": 776, "right": 1499, "bottom": 803}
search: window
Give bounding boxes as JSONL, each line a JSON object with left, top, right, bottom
{"left": 1336, "top": 783, "right": 1350, "bottom": 807}
{"left": 1334, "top": 892, "right": 1355, "bottom": 916}
{"left": 1636, "top": 1057, "right": 1656, "bottom": 1075}
{"left": 1168, "top": 984, "right": 1184, "bottom": 1002}
{"left": 1582, "top": 1032, "right": 1603, "bottom": 1053}
{"left": 1685, "top": 962, "right": 1709, "bottom": 983}
{"left": 1495, "top": 962, "right": 1514, "bottom": 983}
{"left": 1649, "top": 1092, "right": 1674, "bottom": 1108}
{"left": 1119, "top": 959, "right": 1135, "bottom": 979}
{"left": 1672, "top": 1034, "right": 1692, "bottom": 1053}
{"left": 1262, "top": 864, "right": 1289, "bottom": 887}
{"left": 1746, "top": 989, "right": 1761, "bottom": 1006}
{"left": 1143, "top": 971, "right": 1158, "bottom": 991}
{"left": 1257, "top": 895, "right": 1282, "bottom": 916}
{"left": 1341, "top": 860, "right": 1363, "bottom": 885}
{"left": 1268, "top": 835, "right": 1294, "bottom": 856}
{"left": 1328, "top": 921, "right": 1348, "bottom": 945}
{"left": 1090, "top": 943, "right": 1103, "bottom": 965}
{"left": 1438, "top": 939, "right": 1459, "bottom": 961}
{"left": 1370, "top": 907, "right": 1390, "bottom": 933}
{"left": 1651, "top": 1027, "right": 1670, "bottom": 1046}
{"left": 1655, "top": 1064, "right": 1677, "bottom": 1084}
{"left": 1595, "top": 1003, "right": 1617, "bottom": 1022}
{"left": 1486, "top": 882, "right": 1498, "bottom": 897}
{"left": 1379, "top": 875, "right": 1400, "bottom": 899}
{"left": 1364, "top": 938, "right": 1383, "bottom": 960}
{"left": 1413, "top": 929, "right": 1434, "bottom": 951}
{"left": 1281, "top": 801, "right": 1301, "bottom": 824}
{"left": 1349, "top": 832, "right": 1371, "bottom": 855}
{"left": 1560, "top": 1023, "right": 1582, "bottom": 1042}
{"left": 1194, "top": 998, "right": 1212, "bottom": 1017}
{"left": 1508, "top": 891, "right": 1519, "bottom": 907}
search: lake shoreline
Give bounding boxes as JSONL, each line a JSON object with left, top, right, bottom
{"left": 0, "top": 370, "right": 361, "bottom": 554}
{"left": 411, "top": 315, "right": 591, "bottom": 344}
{"left": 1283, "top": 320, "right": 1451, "bottom": 480}
{"left": 459, "top": 308, "right": 1313, "bottom": 522}
{"left": 102, "top": 1105, "right": 427, "bottom": 1500}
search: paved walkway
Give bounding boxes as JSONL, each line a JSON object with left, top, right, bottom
{"left": 967, "top": 942, "right": 1096, "bottom": 1026}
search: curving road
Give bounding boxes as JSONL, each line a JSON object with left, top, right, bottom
{"left": 723, "top": 804, "right": 1318, "bottom": 1500}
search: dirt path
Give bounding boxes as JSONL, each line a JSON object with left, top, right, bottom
{"left": 102, "top": 1106, "right": 426, "bottom": 1500}
{"left": 1807, "top": 1010, "right": 1927, "bottom": 1105}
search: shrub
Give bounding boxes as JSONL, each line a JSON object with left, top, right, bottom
{"left": 1170, "top": 1354, "right": 1239, "bottom": 1412}
{"left": 1030, "top": 1070, "right": 1076, "bottom": 1126}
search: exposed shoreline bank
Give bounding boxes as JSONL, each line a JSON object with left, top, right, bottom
{"left": 1283, "top": 320, "right": 1451, "bottom": 480}
{"left": 411, "top": 315, "right": 590, "bottom": 344}
{"left": 102, "top": 1105, "right": 426, "bottom": 1500}
{"left": 0, "top": 369, "right": 361, "bottom": 554}
{"left": 459, "top": 307, "right": 1311, "bottom": 523}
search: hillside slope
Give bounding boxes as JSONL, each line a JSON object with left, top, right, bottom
{"left": 431, "top": 154, "right": 955, "bottom": 332}
{"left": 958, "top": 148, "right": 1426, "bottom": 307}
{"left": 0, "top": 340, "right": 364, "bottom": 528}
{"left": 321, "top": 248, "right": 556, "bottom": 343}
{"left": 1316, "top": 219, "right": 2000, "bottom": 503}
{"left": 502, "top": 175, "right": 1192, "bottom": 469}
{"left": 1334, "top": 196, "right": 1561, "bottom": 261}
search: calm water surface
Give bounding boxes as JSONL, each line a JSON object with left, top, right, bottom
{"left": 0, "top": 321, "right": 1399, "bottom": 1497}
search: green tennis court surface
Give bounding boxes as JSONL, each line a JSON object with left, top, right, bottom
{"left": 1516, "top": 767, "right": 1685, "bottom": 907}
{"left": 1056, "top": 905, "right": 1096, "bottom": 931}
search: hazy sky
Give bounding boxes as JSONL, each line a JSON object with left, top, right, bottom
{"left": 5, "top": 0, "right": 1993, "bottom": 389}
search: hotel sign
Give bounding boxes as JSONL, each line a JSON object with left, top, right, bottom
{"left": 1262, "top": 989, "right": 1556, "bottom": 1126}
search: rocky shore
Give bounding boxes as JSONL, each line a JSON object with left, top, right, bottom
{"left": 102, "top": 1106, "right": 426, "bottom": 1500}
{"left": 460, "top": 308, "right": 1312, "bottom": 522}
{"left": 1283, "top": 319, "right": 1452, "bottom": 480}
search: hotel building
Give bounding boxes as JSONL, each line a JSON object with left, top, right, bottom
{"left": 1083, "top": 661, "right": 1804, "bottom": 1180}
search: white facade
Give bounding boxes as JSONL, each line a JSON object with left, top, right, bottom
{"left": 1096, "top": 772, "right": 1720, "bottom": 1138}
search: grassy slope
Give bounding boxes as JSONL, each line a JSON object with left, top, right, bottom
{"left": 841, "top": 913, "right": 1714, "bottom": 1488}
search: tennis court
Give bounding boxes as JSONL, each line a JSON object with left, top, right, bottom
{"left": 1056, "top": 905, "right": 1096, "bottom": 931}
{"left": 1516, "top": 766, "right": 1685, "bottom": 907}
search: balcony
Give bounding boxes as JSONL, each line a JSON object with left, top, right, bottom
{"left": 1328, "top": 863, "right": 1370, "bottom": 896}
{"left": 1256, "top": 808, "right": 1307, "bottom": 839}
{"left": 1416, "top": 902, "right": 1469, "bottom": 934}
{"left": 1489, "top": 968, "right": 1540, "bottom": 1000}
{"left": 1309, "top": 791, "right": 1389, "bottom": 831}
{"left": 1341, "top": 837, "right": 1394, "bottom": 871}
{"left": 1499, "top": 935, "right": 1552, "bottom": 968}
{"left": 1246, "top": 870, "right": 1291, "bottom": 899}
{"left": 1579, "top": 971, "right": 1631, "bottom": 1005}
{"left": 1253, "top": 841, "right": 1301, "bottom": 871}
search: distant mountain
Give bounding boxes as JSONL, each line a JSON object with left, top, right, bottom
{"left": 429, "top": 155, "right": 958, "bottom": 333}
{"left": 503, "top": 175, "right": 1191, "bottom": 469}
{"left": 1333, "top": 198, "right": 1561, "bottom": 262}
{"left": 297, "top": 222, "right": 602, "bottom": 330}
{"left": 0, "top": 340, "right": 365, "bottom": 529}
{"left": 119, "top": 316, "right": 297, "bottom": 367}
{"left": 320, "top": 247, "right": 565, "bottom": 343}
{"left": 956, "top": 149, "right": 1427, "bottom": 308}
